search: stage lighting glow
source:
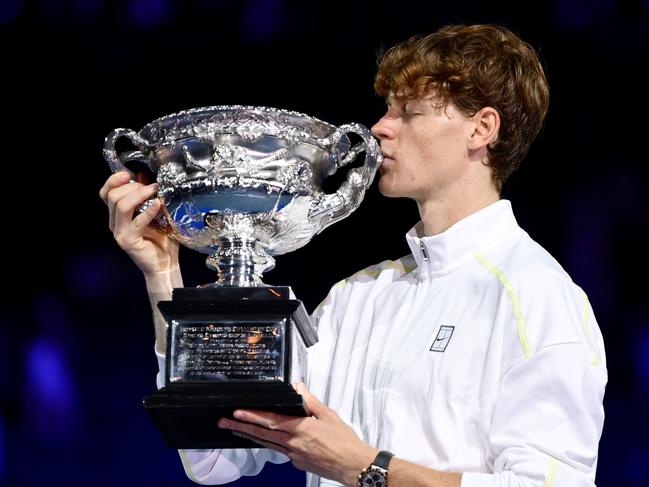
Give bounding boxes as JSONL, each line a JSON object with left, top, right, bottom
{"left": 622, "top": 447, "right": 649, "bottom": 483}
{"left": 24, "top": 337, "right": 78, "bottom": 441}
{"left": 0, "top": 0, "right": 22, "bottom": 24}
{"left": 129, "top": 0, "right": 171, "bottom": 28}
{"left": 0, "top": 415, "right": 4, "bottom": 482}
{"left": 636, "top": 324, "right": 649, "bottom": 395}
{"left": 26, "top": 339, "right": 75, "bottom": 408}
{"left": 240, "top": 0, "right": 285, "bottom": 42}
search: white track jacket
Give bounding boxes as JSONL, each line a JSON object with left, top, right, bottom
{"left": 155, "top": 199, "right": 607, "bottom": 487}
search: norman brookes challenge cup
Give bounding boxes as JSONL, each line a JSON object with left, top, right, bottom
{"left": 102, "top": 105, "right": 381, "bottom": 448}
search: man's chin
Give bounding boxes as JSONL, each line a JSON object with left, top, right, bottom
{"left": 378, "top": 179, "right": 402, "bottom": 198}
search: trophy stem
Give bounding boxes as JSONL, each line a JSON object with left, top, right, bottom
{"left": 206, "top": 237, "right": 275, "bottom": 287}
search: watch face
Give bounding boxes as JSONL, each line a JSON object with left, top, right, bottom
{"left": 360, "top": 470, "right": 387, "bottom": 487}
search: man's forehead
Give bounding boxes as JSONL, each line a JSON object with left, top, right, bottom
{"left": 386, "top": 89, "right": 444, "bottom": 105}
{"left": 386, "top": 90, "right": 410, "bottom": 104}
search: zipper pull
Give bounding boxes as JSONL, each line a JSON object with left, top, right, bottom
{"left": 419, "top": 241, "right": 429, "bottom": 262}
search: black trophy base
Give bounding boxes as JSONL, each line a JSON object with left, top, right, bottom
{"left": 143, "top": 386, "right": 307, "bottom": 449}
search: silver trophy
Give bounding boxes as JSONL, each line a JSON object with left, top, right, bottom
{"left": 103, "top": 105, "right": 381, "bottom": 448}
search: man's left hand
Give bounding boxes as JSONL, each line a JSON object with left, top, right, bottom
{"left": 218, "top": 383, "right": 378, "bottom": 486}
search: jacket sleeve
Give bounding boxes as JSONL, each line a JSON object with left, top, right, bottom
{"left": 461, "top": 342, "right": 607, "bottom": 487}
{"left": 154, "top": 349, "right": 290, "bottom": 485}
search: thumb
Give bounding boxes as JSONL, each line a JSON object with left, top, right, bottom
{"left": 293, "top": 382, "right": 328, "bottom": 418}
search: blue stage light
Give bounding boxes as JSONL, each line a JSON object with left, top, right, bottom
{"left": 129, "top": 0, "right": 171, "bottom": 28}
{"left": 240, "top": 0, "right": 285, "bottom": 42}
{"left": 0, "top": 415, "right": 4, "bottom": 482}
{"left": 636, "top": 324, "right": 649, "bottom": 396}
{"left": 0, "top": 0, "right": 22, "bottom": 24}
{"left": 23, "top": 296, "right": 80, "bottom": 443}
{"left": 25, "top": 339, "right": 75, "bottom": 410}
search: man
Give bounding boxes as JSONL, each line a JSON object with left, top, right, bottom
{"left": 100, "top": 24, "right": 606, "bottom": 487}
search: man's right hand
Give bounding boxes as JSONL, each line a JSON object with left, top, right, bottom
{"left": 99, "top": 171, "right": 180, "bottom": 280}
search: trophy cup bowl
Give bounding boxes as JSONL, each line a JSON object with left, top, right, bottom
{"left": 103, "top": 105, "right": 381, "bottom": 448}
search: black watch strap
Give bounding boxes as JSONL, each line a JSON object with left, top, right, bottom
{"left": 357, "top": 450, "right": 395, "bottom": 487}
{"left": 373, "top": 450, "right": 394, "bottom": 470}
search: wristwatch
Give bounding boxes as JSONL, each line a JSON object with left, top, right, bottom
{"left": 357, "top": 450, "right": 394, "bottom": 487}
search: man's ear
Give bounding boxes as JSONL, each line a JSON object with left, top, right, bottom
{"left": 468, "top": 107, "right": 500, "bottom": 150}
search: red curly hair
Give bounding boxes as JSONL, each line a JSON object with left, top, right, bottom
{"left": 374, "top": 24, "right": 550, "bottom": 191}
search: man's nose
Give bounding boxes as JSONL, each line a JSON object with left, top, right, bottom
{"left": 371, "top": 117, "right": 393, "bottom": 139}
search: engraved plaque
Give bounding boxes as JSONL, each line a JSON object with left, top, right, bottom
{"left": 169, "top": 320, "right": 286, "bottom": 382}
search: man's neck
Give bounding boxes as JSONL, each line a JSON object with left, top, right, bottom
{"left": 416, "top": 189, "right": 500, "bottom": 236}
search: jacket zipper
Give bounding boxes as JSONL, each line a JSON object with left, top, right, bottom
{"left": 419, "top": 241, "right": 429, "bottom": 262}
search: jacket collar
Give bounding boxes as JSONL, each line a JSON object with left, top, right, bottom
{"left": 405, "top": 199, "right": 521, "bottom": 276}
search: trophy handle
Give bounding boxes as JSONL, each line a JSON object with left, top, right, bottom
{"left": 309, "top": 123, "right": 382, "bottom": 231}
{"left": 103, "top": 128, "right": 168, "bottom": 231}
{"left": 103, "top": 128, "right": 154, "bottom": 175}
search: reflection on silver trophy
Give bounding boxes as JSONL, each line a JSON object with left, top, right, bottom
{"left": 103, "top": 105, "right": 381, "bottom": 448}
{"left": 103, "top": 105, "right": 381, "bottom": 285}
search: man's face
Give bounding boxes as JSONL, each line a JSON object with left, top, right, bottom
{"left": 371, "top": 92, "right": 474, "bottom": 204}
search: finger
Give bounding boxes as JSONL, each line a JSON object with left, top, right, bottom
{"left": 293, "top": 384, "right": 328, "bottom": 419}
{"left": 291, "top": 382, "right": 313, "bottom": 416}
{"left": 106, "top": 180, "right": 148, "bottom": 232}
{"left": 131, "top": 198, "right": 162, "bottom": 231}
{"left": 230, "top": 431, "right": 291, "bottom": 455}
{"left": 99, "top": 171, "right": 132, "bottom": 205}
{"left": 112, "top": 183, "right": 159, "bottom": 234}
{"left": 219, "top": 417, "right": 292, "bottom": 446}
{"left": 233, "top": 409, "right": 302, "bottom": 432}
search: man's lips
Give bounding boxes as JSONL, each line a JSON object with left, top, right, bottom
{"left": 379, "top": 153, "right": 394, "bottom": 173}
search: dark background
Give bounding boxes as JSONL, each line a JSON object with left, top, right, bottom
{"left": 1, "top": 0, "right": 648, "bottom": 486}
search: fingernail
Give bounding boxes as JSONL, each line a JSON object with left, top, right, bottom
{"left": 218, "top": 419, "right": 229, "bottom": 429}
{"left": 118, "top": 172, "right": 131, "bottom": 182}
{"left": 233, "top": 410, "right": 244, "bottom": 419}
